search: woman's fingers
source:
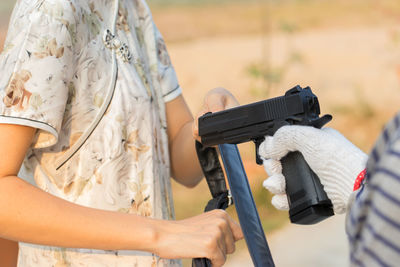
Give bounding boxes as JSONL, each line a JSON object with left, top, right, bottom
{"left": 156, "top": 209, "right": 242, "bottom": 263}
{"left": 217, "top": 216, "right": 236, "bottom": 255}
{"left": 206, "top": 93, "right": 226, "bottom": 113}
{"left": 227, "top": 216, "right": 244, "bottom": 242}
{"left": 193, "top": 88, "right": 239, "bottom": 143}
{"left": 212, "top": 210, "right": 242, "bottom": 250}
{"left": 204, "top": 87, "right": 238, "bottom": 112}
{"left": 210, "top": 246, "right": 227, "bottom": 267}
{"left": 192, "top": 107, "right": 208, "bottom": 141}
{"left": 206, "top": 210, "right": 242, "bottom": 265}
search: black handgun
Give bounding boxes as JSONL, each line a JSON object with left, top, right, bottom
{"left": 198, "top": 85, "right": 334, "bottom": 225}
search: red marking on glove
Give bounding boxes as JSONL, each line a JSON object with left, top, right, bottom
{"left": 354, "top": 169, "right": 367, "bottom": 191}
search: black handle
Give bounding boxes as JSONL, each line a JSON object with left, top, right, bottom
{"left": 192, "top": 193, "right": 231, "bottom": 267}
{"left": 281, "top": 151, "right": 334, "bottom": 225}
{"left": 192, "top": 258, "right": 211, "bottom": 267}
{"left": 192, "top": 142, "right": 230, "bottom": 267}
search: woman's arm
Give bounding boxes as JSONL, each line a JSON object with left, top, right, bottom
{"left": 0, "top": 124, "right": 156, "bottom": 251}
{"left": 166, "top": 96, "right": 203, "bottom": 187}
{"left": 0, "top": 124, "right": 242, "bottom": 266}
{"left": 166, "top": 89, "right": 239, "bottom": 187}
{"left": 0, "top": 124, "right": 22, "bottom": 265}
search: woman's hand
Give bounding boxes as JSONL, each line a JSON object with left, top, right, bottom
{"left": 193, "top": 88, "right": 239, "bottom": 142}
{"left": 154, "top": 210, "right": 243, "bottom": 267}
{"left": 166, "top": 89, "right": 238, "bottom": 187}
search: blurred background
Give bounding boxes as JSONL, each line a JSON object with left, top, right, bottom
{"left": 1, "top": 0, "right": 400, "bottom": 266}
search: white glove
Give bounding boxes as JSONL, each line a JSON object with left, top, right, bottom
{"left": 258, "top": 126, "right": 368, "bottom": 214}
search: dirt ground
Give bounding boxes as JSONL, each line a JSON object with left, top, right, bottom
{"left": 225, "top": 214, "right": 348, "bottom": 267}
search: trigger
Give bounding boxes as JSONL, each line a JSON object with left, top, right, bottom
{"left": 256, "top": 152, "right": 263, "bottom": 165}
{"left": 254, "top": 138, "right": 265, "bottom": 165}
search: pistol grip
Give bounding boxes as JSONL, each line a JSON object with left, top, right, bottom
{"left": 281, "top": 151, "right": 334, "bottom": 225}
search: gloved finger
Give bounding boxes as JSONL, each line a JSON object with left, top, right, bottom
{"left": 271, "top": 194, "right": 289, "bottom": 210}
{"left": 263, "top": 174, "right": 286, "bottom": 194}
{"left": 258, "top": 135, "right": 290, "bottom": 160}
{"left": 262, "top": 159, "right": 282, "bottom": 176}
{"left": 332, "top": 202, "right": 347, "bottom": 215}
{"left": 259, "top": 125, "right": 324, "bottom": 160}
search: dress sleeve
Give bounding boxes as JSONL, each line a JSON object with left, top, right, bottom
{"left": 0, "top": 3, "right": 74, "bottom": 149}
{"left": 153, "top": 26, "right": 182, "bottom": 103}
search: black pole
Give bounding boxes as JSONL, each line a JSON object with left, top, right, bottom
{"left": 219, "top": 144, "right": 275, "bottom": 267}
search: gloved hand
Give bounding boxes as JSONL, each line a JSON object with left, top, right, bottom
{"left": 258, "top": 126, "right": 368, "bottom": 214}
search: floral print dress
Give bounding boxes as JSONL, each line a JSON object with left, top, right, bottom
{"left": 0, "top": 0, "right": 182, "bottom": 266}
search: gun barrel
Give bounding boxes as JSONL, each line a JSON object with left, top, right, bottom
{"left": 199, "top": 85, "right": 319, "bottom": 146}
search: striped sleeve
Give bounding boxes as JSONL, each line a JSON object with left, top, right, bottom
{"left": 346, "top": 112, "right": 400, "bottom": 266}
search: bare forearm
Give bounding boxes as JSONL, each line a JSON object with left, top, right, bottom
{"left": 170, "top": 121, "right": 203, "bottom": 187}
{"left": 0, "top": 176, "right": 158, "bottom": 251}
